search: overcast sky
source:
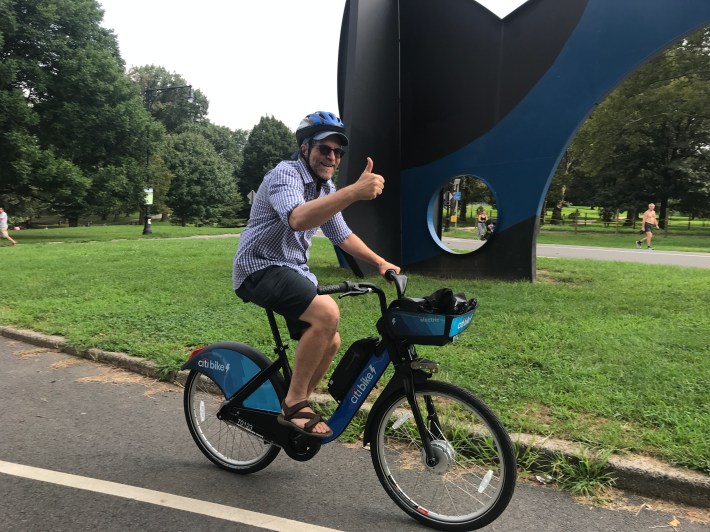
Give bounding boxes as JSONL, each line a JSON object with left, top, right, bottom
{"left": 98, "top": 0, "right": 528, "bottom": 133}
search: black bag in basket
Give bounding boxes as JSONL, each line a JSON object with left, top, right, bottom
{"left": 389, "top": 288, "right": 478, "bottom": 315}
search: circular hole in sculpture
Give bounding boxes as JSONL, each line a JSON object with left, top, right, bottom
{"left": 429, "top": 176, "right": 497, "bottom": 255}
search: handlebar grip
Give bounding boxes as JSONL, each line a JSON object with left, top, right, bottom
{"left": 317, "top": 282, "right": 351, "bottom": 295}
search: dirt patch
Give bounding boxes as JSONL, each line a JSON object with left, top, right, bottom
{"left": 591, "top": 488, "right": 710, "bottom": 525}
{"left": 77, "top": 367, "right": 180, "bottom": 397}
{"left": 536, "top": 269, "right": 558, "bottom": 283}
{"left": 520, "top": 480, "right": 710, "bottom": 525}
{"left": 13, "top": 348, "right": 60, "bottom": 359}
{"left": 50, "top": 357, "right": 83, "bottom": 369}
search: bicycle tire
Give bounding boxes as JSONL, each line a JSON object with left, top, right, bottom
{"left": 184, "top": 363, "right": 283, "bottom": 474}
{"left": 369, "top": 381, "right": 516, "bottom": 531}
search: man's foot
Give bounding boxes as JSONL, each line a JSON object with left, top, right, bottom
{"left": 277, "top": 400, "right": 333, "bottom": 438}
{"left": 647, "top": 246, "right": 653, "bottom": 251}
{"left": 635, "top": 241, "right": 641, "bottom": 248}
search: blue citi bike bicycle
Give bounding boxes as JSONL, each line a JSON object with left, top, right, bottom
{"left": 181, "top": 271, "right": 516, "bottom": 531}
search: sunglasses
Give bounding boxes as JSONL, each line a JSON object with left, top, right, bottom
{"left": 314, "top": 144, "right": 346, "bottom": 158}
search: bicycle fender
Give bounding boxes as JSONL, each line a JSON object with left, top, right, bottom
{"left": 182, "top": 341, "right": 282, "bottom": 412}
{"left": 361, "top": 367, "right": 431, "bottom": 447}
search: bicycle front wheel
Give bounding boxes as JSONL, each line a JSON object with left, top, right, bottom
{"left": 370, "top": 381, "right": 516, "bottom": 531}
{"left": 184, "top": 370, "right": 281, "bottom": 474}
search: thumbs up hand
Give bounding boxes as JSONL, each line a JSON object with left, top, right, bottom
{"left": 352, "top": 157, "right": 385, "bottom": 200}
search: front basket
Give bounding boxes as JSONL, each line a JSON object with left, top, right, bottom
{"left": 384, "top": 309, "right": 475, "bottom": 345}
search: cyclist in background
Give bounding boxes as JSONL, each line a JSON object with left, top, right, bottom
{"left": 233, "top": 111, "right": 400, "bottom": 438}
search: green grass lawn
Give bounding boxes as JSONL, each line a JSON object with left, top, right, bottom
{"left": 4, "top": 221, "right": 243, "bottom": 244}
{"left": 1, "top": 226, "right": 708, "bottom": 474}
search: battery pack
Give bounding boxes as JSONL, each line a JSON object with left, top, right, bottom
{"left": 328, "top": 337, "right": 379, "bottom": 402}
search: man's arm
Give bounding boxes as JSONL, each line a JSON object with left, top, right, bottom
{"left": 338, "top": 233, "right": 400, "bottom": 277}
{"left": 288, "top": 158, "right": 384, "bottom": 231}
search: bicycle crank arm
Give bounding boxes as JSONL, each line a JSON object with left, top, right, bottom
{"left": 217, "top": 406, "right": 282, "bottom": 441}
{"left": 220, "top": 406, "right": 322, "bottom": 461}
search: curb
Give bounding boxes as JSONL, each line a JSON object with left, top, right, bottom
{"left": 1, "top": 325, "right": 708, "bottom": 508}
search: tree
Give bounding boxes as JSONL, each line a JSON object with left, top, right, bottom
{"left": 164, "top": 131, "right": 241, "bottom": 226}
{"left": 179, "top": 122, "right": 249, "bottom": 224}
{"left": 239, "top": 116, "right": 295, "bottom": 204}
{"left": 458, "top": 176, "right": 495, "bottom": 223}
{"left": 128, "top": 65, "right": 207, "bottom": 132}
{"left": 547, "top": 27, "right": 710, "bottom": 222}
{"left": 180, "top": 121, "right": 248, "bottom": 181}
{"left": 0, "top": 0, "right": 149, "bottom": 225}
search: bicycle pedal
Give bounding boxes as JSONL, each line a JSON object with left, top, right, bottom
{"left": 410, "top": 359, "right": 439, "bottom": 373}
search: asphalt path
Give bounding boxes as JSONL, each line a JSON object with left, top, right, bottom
{"left": 440, "top": 237, "right": 710, "bottom": 268}
{"left": 192, "top": 232, "right": 710, "bottom": 268}
{"left": 1, "top": 336, "right": 707, "bottom": 531}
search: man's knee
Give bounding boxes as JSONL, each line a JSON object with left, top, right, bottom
{"left": 302, "top": 295, "right": 340, "bottom": 332}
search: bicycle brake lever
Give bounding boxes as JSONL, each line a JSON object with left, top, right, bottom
{"left": 338, "top": 287, "right": 372, "bottom": 299}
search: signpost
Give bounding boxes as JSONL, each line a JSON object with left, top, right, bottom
{"left": 143, "top": 187, "right": 154, "bottom": 235}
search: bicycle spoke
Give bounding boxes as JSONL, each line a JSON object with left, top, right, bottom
{"left": 371, "top": 382, "right": 516, "bottom": 529}
{"left": 184, "top": 370, "right": 280, "bottom": 473}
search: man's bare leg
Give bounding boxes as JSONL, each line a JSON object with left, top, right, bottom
{"left": 308, "top": 332, "right": 340, "bottom": 396}
{"left": 283, "top": 294, "right": 340, "bottom": 434}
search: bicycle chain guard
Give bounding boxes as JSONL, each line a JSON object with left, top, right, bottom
{"left": 283, "top": 433, "right": 322, "bottom": 461}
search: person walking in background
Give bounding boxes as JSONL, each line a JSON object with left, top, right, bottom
{"left": 635, "top": 203, "right": 659, "bottom": 250}
{"left": 0, "top": 208, "right": 17, "bottom": 246}
{"left": 477, "top": 208, "right": 488, "bottom": 240}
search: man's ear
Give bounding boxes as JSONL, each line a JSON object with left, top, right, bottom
{"left": 300, "top": 144, "right": 308, "bottom": 158}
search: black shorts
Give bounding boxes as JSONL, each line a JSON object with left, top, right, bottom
{"left": 644, "top": 222, "right": 655, "bottom": 233}
{"left": 235, "top": 266, "right": 316, "bottom": 340}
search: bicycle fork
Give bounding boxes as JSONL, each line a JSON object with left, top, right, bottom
{"left": 362, "top": 355, "right": 442, "bottom": 467}
{"left": 402, "top": 372, "right": 441, "bottom": 467}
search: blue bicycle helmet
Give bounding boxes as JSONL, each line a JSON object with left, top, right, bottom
{"left": 296, "top": 111, "right": 349, "bottom": 147}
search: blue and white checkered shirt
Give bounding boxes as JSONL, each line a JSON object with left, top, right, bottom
{"left": 233, "top": 159, "right": 352, "bottom": 289}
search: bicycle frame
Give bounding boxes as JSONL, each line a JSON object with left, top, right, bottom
{"left": 182, "top": 273, "right": 517, "bottom": 530}
{"left": 182, "top": 273, "right": 465, "bottom": 461}
{"left": 185, "top": 307, "right": 397, "bottom": 445}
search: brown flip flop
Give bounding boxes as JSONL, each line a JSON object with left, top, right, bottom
{"left": 277, "top": 400, "right": 333, "bottom": 439}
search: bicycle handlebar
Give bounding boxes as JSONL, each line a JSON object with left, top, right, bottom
{"left": 317, "top": 270, "right": 406, "bottom": 316}
{"left": 317, "top": 281, "right": 356, "bottom": 295}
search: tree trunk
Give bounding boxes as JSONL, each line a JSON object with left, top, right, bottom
{"left": 625, "top": 208, "right": 637, "bottom": 227}
{"left": 658, "top": 197, "right": 669, "bottom": 230}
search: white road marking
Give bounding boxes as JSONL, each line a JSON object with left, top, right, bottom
{"left": 0, "top": 460, "right": 340, "bottom": 532}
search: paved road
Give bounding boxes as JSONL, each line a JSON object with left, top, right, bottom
{"left": 1, "top": 335, "right": 707, "bottom": 531}
{"left": 316, "top": 231, "right": 710, "bottom": 268}
{"left": 441, "top": 237, "right": 710, "bottom": 268}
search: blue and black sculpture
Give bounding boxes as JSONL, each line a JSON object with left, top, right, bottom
{"left": 336, "top": 0, "right": 710, "bottom": 280}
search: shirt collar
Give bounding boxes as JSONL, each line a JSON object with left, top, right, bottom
{"left": 294, "top": 158, "right": 313, "bottom": 183}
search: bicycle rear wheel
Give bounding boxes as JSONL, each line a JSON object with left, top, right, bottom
{"left": 370, "top": 381, "right": 516, "bottom": 531}
{"left": 184, "top": 370, "right": 281, "bottom": 474}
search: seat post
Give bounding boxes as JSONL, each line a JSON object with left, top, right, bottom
{"left": 266, "top": 309, "right": 292, "bottom": 385}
